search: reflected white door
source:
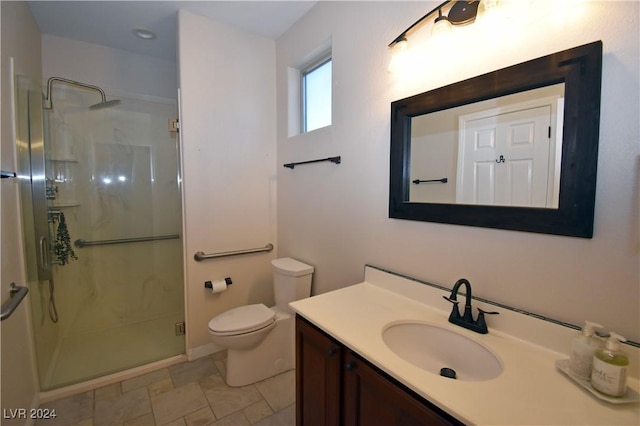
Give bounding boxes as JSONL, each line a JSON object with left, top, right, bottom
{"left": 456, "top": 104, "right": 554, "bottom": 207}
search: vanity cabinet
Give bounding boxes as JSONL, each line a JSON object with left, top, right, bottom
{"left": 296, "top": 315, "right": 462, "bottom": 426}
{"left": 296, "top": 314, "right": 342, "bottom": 425}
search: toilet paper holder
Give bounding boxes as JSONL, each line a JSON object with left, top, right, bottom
{"left": 205, "top": 277, "right": 233, "bottom": 290}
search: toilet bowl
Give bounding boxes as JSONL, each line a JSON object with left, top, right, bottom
{"left": 208, "top": 257, "right": 314, "bottom": 386}
{"left": 209, "top": 304, "right": 276, "bottom": 350}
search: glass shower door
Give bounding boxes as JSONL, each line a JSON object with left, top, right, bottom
{"left": 17, "top": 76, "right": 185, "bottom": 390}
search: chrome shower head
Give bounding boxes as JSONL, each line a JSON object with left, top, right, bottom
{"left": 89, "top": 99, "right": 121, "bottom": 111}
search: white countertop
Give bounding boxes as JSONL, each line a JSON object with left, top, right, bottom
{"left": 290, "top": 267, "right": 640, "bottom": 425}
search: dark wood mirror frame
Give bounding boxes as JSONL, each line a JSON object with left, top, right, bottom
{"left": 389, "top": 41, "right": 603, "bottom": 238}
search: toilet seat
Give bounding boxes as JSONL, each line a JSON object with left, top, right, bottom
{"left": 208, "top": 303, "right": 276, "bottom": 336}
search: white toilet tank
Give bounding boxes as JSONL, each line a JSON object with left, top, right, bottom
{"left": 271, "top": 257, "right": 314, "bottom": 312}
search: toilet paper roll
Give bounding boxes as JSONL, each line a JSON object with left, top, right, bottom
{"left": 204, "top": 277, "right": 233, "bottom": 293}
{"left": 208, "top": 280, "right": 227, "bottom": 294}
{"left": 204, "top": 277, "right": 232, "bottom": 294}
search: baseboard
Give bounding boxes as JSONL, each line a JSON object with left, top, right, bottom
{"left": 187, "top": 342, "right": 225, "bottom": 361}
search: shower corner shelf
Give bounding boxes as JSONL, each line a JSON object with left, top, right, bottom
{"left": 50, "top": 158, "right": 78, "bottom": 163}
{"left": 50, "top": 202, "right": 80, "bottom": 208}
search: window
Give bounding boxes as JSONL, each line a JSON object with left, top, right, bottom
{"left": 302, "top": 57, "right": 332, "bottom": 133}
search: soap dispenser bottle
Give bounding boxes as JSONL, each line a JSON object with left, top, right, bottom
{"left": 569, "top": 320, "right": 603, "bottom": 380}
{"left": 591, "top": 332, "right": 629, "bottom": 397}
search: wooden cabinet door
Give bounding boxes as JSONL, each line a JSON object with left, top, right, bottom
{"left": 342, "top": 350, "right": 461, "bottom": 426}
{"left": 296, "top": 315, "right": 342, "bottom": 426}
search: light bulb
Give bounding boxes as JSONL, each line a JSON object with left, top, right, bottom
{"left": 484, "top": 0, "right": 499, "bottom": 11}
{"left": 432, "top": 8, "right": 452, "bottom": 37}
{"left": 388, "top": 39, "right": 409, "bottom": 73}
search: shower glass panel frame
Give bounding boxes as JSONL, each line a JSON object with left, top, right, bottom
{"left": 16, "top": 75, "right": 185, "bottom": 391}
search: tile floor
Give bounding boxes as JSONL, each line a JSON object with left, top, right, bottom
{"left": 37, "top": 353, "right": 296, "bottom": 426}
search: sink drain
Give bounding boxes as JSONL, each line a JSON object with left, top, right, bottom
{"left": 440, "top": 367, "right": 457, "bottom": 379}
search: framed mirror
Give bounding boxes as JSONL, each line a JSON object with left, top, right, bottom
{"left": 389, "top": 41, "right": 602, "bottom": 238}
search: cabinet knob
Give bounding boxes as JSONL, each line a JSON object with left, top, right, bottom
{"left": 327, "top": 347, "right": 338, "bottom": 357}
{"left": 345, "top": 362, "right": 356, "bottom": 371}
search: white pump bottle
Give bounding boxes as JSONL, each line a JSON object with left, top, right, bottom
{"left": 568, "top": 320, "right": 603, "bottom": 380}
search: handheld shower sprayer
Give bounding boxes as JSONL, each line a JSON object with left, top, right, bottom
{"left": 44, "top": 76, "right": 121, "bottom": 111}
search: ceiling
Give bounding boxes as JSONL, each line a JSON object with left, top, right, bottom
{"left": 28, "top": 1, "right": 318, "bottom": 61}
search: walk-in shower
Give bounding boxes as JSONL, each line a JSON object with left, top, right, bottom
{"left": 16, "top": 75, "right": 185, "bottom": 391}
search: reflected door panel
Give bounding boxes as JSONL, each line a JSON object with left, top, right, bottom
{"left": 458, "top": 105, "right": 553, "bottom": 207}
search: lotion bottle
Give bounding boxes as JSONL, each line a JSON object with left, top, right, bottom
{"left": 569, "top": 320, "right": 603, "bottom": 380}
{"left": 591, "top": 332, "right": 628, "bottom": 397}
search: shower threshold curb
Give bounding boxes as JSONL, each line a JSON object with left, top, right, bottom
{"left": 38, "top": 354, "right": 187, "bottom": 404}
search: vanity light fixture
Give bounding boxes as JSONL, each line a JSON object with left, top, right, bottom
{"left": 448, "top": 0, "right": 481, "bottom": 25}
{"left": 388, "top": 0, "right": 488, "bottom": 71}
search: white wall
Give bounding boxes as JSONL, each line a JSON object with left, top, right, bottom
{"left": 276, "top": 1, "right": 640, "bottom": 342}
{"left": 0, "top": 0, "right": 41, "bottom": 419}
{"left": 177, "top": 10, "right": 277, "bottom": 355}
{"left": 42, "top": 35, "right": 177, "bottom": 99}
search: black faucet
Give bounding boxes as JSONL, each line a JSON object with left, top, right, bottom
{"left": 442, "top": 278, "right": 499, "bottom": 334}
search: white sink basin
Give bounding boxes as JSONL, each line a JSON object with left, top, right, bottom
{"left": 382, "top": 322, "right": 502, "bottom": 381}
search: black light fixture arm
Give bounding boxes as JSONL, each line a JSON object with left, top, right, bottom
{"left": 388, "top": 0, "right": 451, "bottom": 47}
{"left": 389, "top": 1, "right": 482, "bottom": 47}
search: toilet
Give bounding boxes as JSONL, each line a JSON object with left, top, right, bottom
{"left": 208, "top": 257, "right": 314, "bottom": 386}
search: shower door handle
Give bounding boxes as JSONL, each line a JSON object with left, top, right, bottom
{"left": 1, "top": 283, "right": 29, "bottom": 321}
{"left": 39, "top": 236, "right": 49, "bottom": 271}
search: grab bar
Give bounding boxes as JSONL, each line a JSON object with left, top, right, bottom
{"left": 194, "top": 243, "right": 274, "bottom": 262}
{"left": 1, "top": 283, "right": 29, "bottom": 321}
{"left": 75, "top": 234, "right": 180, "bottom": 248}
